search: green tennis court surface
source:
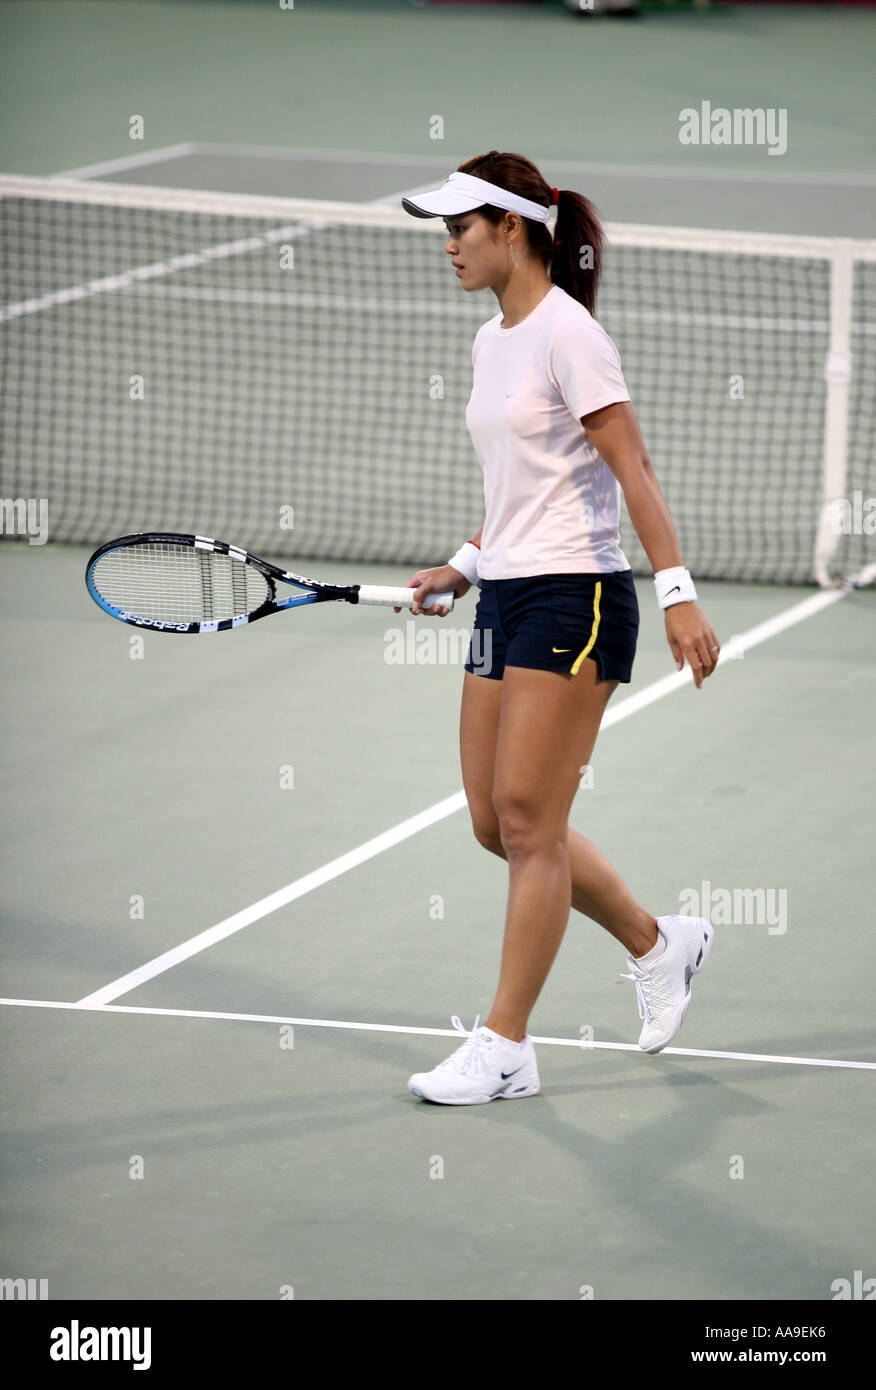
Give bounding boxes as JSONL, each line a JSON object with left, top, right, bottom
{"left": 2, "top": 542, "right": 874, "bottom": 1299}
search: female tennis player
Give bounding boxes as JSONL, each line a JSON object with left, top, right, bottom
{"left": 400, "top": 152, "right": 719, "bottom": 1105}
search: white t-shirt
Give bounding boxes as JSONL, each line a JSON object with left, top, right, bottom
{"left": 465, "top": 283, "right": 631, "bottom": 579}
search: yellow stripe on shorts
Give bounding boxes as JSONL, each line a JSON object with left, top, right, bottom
{"left": 570, "top": 580, "right": 602, "bottom": 676}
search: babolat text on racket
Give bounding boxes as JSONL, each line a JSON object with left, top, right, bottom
{"left": 85, "top": 532, "right": 455, "bottom": 633}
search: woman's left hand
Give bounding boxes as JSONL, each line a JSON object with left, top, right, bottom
{"left": 665, "top": 604, "right": 720, "bottom": 689}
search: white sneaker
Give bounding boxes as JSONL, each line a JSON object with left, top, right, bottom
{"left": 621, "top": 915, "right": 714, "bottom": 1054}
{"left": 408, "top": 1015, "right": 540, "bottom": 1105}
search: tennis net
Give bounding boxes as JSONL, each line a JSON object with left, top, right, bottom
{"left": 2, "top": 174, "right": 874, "bottom": 585}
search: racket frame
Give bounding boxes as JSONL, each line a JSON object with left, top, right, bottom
{"left": 85, "top": 532, "right": 453, "bottom": 633}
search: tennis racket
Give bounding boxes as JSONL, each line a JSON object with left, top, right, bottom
{"left": 85, "top": 532, "right": 454, "bottom": 634}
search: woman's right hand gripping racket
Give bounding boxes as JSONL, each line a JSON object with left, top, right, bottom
{"left": 394, "top": 564, "right": 473, "bottom": 616}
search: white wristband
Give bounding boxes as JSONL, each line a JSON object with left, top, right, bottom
{"left": 655, "top": 566, "right": 697, "bottom": 609}
{"left": 447, "top": 541, "right": 480, "bottom": 587}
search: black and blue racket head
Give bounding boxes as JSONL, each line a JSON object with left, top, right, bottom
{"left": 86, "top": 532, "right": 455, "bottom": 632}
{"left": 86, "top": 532, "right": 317, "bottom": 633}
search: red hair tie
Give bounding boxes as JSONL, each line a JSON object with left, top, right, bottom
{"left": 551, "top": 187, "right": 559, "bottom": 206}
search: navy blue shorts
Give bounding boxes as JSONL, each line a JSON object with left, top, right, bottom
{"left": 464, "top": 572, "right": 639, "bottom": 683}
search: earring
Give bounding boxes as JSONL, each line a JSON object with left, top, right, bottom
{"left": 509, "top": 241, "right": 517, "bottom": 269}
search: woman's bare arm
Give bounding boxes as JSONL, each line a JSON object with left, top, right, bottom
{"left": 580, "top": 401, "right": 721, "bottom": 688}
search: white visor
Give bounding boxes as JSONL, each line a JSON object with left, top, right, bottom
{"left": 401, "top": 171, "right": 552, "bottom": 224}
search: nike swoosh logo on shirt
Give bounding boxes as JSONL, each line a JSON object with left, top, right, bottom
{"left": 552, "top": 647, "right": 571, "bottom": 654}
{"left": 501, "top": 1065, "right": 526, "bottom": 1080}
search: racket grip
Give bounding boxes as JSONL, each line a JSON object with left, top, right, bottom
{"left": 357, "top": 585, "right": 455, "bottom": 613}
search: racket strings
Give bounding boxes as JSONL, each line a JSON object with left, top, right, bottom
{"left": 92, "top": 544, "right": 271, "bottom": 623}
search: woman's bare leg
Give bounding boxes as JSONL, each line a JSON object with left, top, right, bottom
{"left": 460, "top": 669, "right": 658, "bottom": 982}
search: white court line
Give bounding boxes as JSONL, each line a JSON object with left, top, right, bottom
{"left": 52, "top": 143, "right": 198, "bottom": 180}
{"left": 0, "top": 217, "right": 331, "bottom": 324}
{"left": 174, "top": 142, "right": 470, "bottom": 169}
{"left": 145, "top": 143, "right": 876, "bottom": 188}
{"left": 76, "top": 793, "right": 466, "bottom": 1006}
{"left": 76, "top": 569, "right": 873, "bottom": 1009}
{"left": 1, "top": 999, "right": 874, "bottom": 1071}
{"left": 1, "top": 176, "right": 411, "bottom": 325}
{"left": 543, "top": 159, "right": 876, "bottom": 189}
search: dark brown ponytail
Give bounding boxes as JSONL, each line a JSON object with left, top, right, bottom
{"left": 457, "top": 150, "right": 604, "bottom": 314}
